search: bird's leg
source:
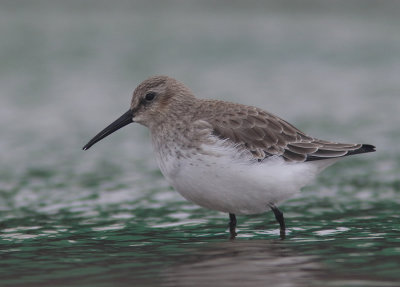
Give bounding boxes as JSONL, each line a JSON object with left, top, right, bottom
{"left": 269, "top": 203, "right": 286, "bottom": 239}
{"left": 228, "top": 213, "right": 237, "bottom": 240}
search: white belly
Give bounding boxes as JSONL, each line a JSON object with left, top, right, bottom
{"left": 155, "top": 143, "right": 334, "bottom": 215}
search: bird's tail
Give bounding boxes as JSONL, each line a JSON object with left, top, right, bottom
{"left": 304, "top": 143, "right": 376, "bottom": 162}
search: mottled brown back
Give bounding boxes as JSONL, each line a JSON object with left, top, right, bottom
{"left": 196, "top": 100, "right": 375, "bottom": 162}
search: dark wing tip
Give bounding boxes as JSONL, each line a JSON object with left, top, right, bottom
{"left": 304, "top": 143, "right": 376, "bottom": 162}
{"left": 352, "top": 144, "right": 376, "bottom": 154}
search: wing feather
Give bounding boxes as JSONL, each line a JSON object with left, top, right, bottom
{"left": 199, "top": 100, "right": 375, "bottom": 162}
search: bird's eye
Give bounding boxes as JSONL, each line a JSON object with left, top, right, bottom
{"left": 145, "top": 92, "right": 156, "bottom": 102}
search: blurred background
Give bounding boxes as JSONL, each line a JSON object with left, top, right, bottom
{"left": 1, "top": 1, "right": 399, "bottom": 286}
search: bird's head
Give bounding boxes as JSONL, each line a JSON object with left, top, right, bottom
{"left": 82, "top": 75, "right": 195, "bottom": 150}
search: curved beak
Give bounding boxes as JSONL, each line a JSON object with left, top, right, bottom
{"left": 82, "top": 109, "right": 133, "bottom": 150}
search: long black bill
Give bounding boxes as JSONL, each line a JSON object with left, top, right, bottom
{"left": 82, "top": 109, "right": 133, "bottom": 150}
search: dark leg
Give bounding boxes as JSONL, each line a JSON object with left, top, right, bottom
{"left": 228, "top": 213, "right": 237, "bottom": 240}
{"left": 269, "top": 204, "right": 286, "bottom": 239}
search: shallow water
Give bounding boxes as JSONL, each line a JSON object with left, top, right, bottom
{"left": 1, "top": 1, "right": 400, "bottom": 286}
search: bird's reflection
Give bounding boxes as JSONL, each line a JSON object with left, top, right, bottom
{"left": 162, "top": 240, "right": 324, "bottom": 287}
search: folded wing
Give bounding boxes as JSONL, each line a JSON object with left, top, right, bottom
{"left": 202, "top": 101, "right": 375, "bottom": 162}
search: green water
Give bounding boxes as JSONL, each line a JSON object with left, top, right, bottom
{"left": 1, "top": 1, "right": 400, "bottom": 286}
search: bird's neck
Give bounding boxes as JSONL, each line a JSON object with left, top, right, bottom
{"left": 149, "top": 98, "right": 199, "bottom": 134}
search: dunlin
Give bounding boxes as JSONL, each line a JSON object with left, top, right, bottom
{"left": 83, "top": 75, "right": 375, "bottom": 239}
